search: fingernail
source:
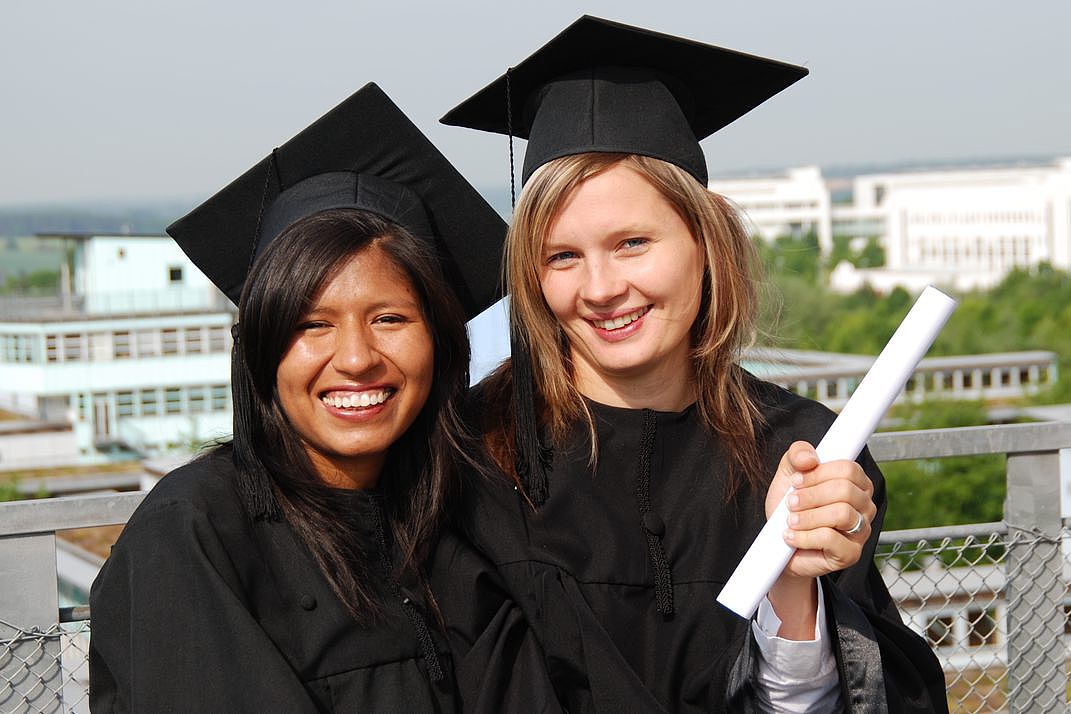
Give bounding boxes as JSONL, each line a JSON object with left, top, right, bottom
{"left": 788, "top": 493, "right": 799, "bottom": 508}
{"left": 791, "top": 472, "right": 804, "bottom": 487}
{"left": 783, "top": 529, "right": 795, "bottom": 543}
{"left": 788, "top": 513, "right": 800, "bottom": 526}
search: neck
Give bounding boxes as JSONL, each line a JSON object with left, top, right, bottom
{"left": 573, "top": 361, "right": 696, "bottom": 411}
{"left": 307, "top": 451, "right": 383, "bottom": 490}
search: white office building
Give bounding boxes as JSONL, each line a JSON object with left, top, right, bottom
{"left": 710, "top": 157, "right": 1071, "bottom": 293}
{"left": 709, "top": 166, "right": 833, "bottom": 253}
{"left": 0, "top": 233, "right": 234, "bottom": 459}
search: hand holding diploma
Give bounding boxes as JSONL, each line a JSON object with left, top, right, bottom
{"left": 717, "top": 285, "right": 959, "bottom": 620}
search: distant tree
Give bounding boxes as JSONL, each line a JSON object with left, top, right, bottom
{"left": 755, "top": 231, "right": 821, "bottom": 283}
{"left": 880, "top": 400, "right": 1005, "bottom": 530}
{"left": 0, "top": 480, "right": 19, "bottom": 503}
{"left": 3, "top": 269, "right": 60, "bottom": 294}
{"left": 857, "top": 236, "right": 885, "bottom": 268}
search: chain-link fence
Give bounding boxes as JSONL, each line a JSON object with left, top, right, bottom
{"left": 2, "top": 423, "right": 1069, "bottom": 713}
{"left": 875, "top": 523, "right": 1070, "bottom": 713}
{"left": 1, "top": 617, "right": 90, "bottom": 714}
{"left": 3, "top": 531, "right": 1066, "bottom": 713}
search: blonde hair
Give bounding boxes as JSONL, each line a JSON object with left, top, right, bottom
{"left": 484, "top": 152, "right": 766, "bottom": 496}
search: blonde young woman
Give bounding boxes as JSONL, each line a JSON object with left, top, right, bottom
{"left": 443, "top": 17, "right": 947, "bottom": 713}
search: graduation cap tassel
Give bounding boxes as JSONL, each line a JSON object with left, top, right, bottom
{"left": 506, "top": 67, "right": 517, "bottom": 210}
{"left": 247, "top": 151, "right": 280, "bottom": 276}
{"left": 511, "top": 328, "right": 549, "bottom": 506}
{"left": 229, "top": 337, "right": 283, "bottom": 521}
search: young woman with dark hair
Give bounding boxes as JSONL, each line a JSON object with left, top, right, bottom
{"left": 88, "top": 85, "right": 560, "bottom": 713}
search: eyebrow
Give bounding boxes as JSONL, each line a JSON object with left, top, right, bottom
{"left": 303, "top": 297, "right": 423, "bottom": 316}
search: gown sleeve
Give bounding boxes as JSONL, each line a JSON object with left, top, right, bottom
{"left": 729, "top": 447, "right": 949, "bottom": 714}
{"left": 89, "top": 497, "right": 320, "bottom": 714}
{"left": 427, "top": 532, "right": 565, "bottom": 714}
{"left": 821, "top": 447, "right": 949, "bottom": 713}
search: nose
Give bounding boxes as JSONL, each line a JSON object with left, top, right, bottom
{"left": 578, "top": 259, "right": 627, "bottom": 306}
{"left": 330, "top": 325, "right": 382, "bottom": 376}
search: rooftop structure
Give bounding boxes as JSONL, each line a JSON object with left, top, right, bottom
{"left": 0, "top": 233, "right": 234, "bottom": 459}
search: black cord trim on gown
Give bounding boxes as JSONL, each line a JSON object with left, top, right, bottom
{"left": 634, "top": 409, "right": 674, "bottom": 615}
{"left": 370, "top": 499, "right": 444, "bottom": 682}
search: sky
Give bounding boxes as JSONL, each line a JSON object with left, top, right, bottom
{"left": 3, "top": 0, "right": 1071, "bottom": 208}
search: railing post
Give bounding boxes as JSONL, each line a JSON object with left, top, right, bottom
{"left": 1004, "top": 450, "right": 1067, "bottom": 713}
{"left": 0, "top": 531, "right": 64, "bottom": 712}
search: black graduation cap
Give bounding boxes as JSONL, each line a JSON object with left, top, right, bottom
{"left": 168, "top": 82, "right": 504, "bottom": 319}
{"left": 441, "top": 15, "right": 808, "bottom": 185}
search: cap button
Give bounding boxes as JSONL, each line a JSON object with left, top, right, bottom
{"left": 299, "top": 594, "right": 317, "bottom": 611}
{"left": 642, "top": 512, "right": 666, "bottom": 536}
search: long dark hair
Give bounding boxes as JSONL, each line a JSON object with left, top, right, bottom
{"left": 227, "top": 208, "right": 470, "bottom": 621}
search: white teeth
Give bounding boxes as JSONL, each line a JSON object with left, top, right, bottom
{"left": 593, "top": 307, "right": 649, "bottom": 330}
{"left": 322, "top": 390, "right": 390, "bottom": 409}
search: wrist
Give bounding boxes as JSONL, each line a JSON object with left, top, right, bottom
{"left": 767, "top": 575, "right": 818, "bottom": 640}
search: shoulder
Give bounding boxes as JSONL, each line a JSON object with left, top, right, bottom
{"left": 122, "top": 448, "right": 245, "bottom": 537}
{"left": 746, "top": 372, "right": 836, "bottom": 434}
{"left": 742, "top": 371, "right": 838, "bottom": 457}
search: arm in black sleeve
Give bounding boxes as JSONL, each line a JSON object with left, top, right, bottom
{"left": 427, "top": 532, "right": 565, "bottom": 714}
{"left": 89, "top": 500, "right": 319, "bottom": 713}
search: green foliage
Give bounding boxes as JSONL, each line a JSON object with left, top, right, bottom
{"left": 828, "top": 235, "right": 885, "bottom": 269}
{"left": 0, "top": 480, "right": 20, "bottom": 502}
{"left": 763, "top": 262, "right": 1071, "bottom": 372}
{"left": 757, "top": 263, "right": 1071, "bottom": 530}
{"left": 881, "top": 400, "right": 1005, "bottom": 530}
{"left": 755, "top": 232, "right": 821, "bottom": 284}
{"left": 2, "top": 268, "right": 60, "bottom": 294}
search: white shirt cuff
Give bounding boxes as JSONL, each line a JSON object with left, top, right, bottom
{"left": 749, "top": 579, "right": 840, "bottom": 712}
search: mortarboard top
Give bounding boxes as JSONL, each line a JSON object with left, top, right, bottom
{"left": 167, "top": 82, "right": 504, "bottom": 318}
{"left": 441, "top": 15, "right": 808, "bottom": 185}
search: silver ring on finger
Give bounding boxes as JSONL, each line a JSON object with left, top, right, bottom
{"left": 844, "top": 510, "right": 865, "bottom": 536}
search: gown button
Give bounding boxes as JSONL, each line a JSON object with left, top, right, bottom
{"left": 642, "top": 512, "right": 666, "bottom": 536}
{"left": 299, "top": 594, "right": 317, "bottom": 611}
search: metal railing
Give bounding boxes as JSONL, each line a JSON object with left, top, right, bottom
{"left": 1, "top": 422, "right": 1070, "bottom": 713}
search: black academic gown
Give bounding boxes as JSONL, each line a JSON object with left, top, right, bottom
{"left": 89, "top": 450, "right": 561, "bottom": 713}
{"left": 460, "top": 375, "right": 948, "bottom": 713}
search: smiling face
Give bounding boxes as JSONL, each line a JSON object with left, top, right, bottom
{"left": 275, "top": 244, "right": 434, "bottom": 489}
{"left": 538, "top": 162, "right": 705, "bottom": 407}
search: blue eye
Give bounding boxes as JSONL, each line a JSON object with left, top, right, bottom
{"left": 546, "top": 251, "right": 578, "bottom": 266}
{"left": 621, "top": 237, "right": 649, "bottom": 250}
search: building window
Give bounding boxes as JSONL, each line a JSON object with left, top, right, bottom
{"left": 188, "top": 386, "right": 206, "bottom": 413}
{"left": 165, "top": 387, "right": 182, "bottom": 414}
{"left": 46, "top": 334, "right": 58, "bottom": 362}
{"left": 114, "top": 332, "right": 131, "bottom": 359}
{"left": 117, "top": 391, "right": 135, "bottom": 417}
{"left": 208, "top": 326, "right": 227, "bottom": 353}
{"left": 140, "top": 389, "right": 159, "bottom": 415}
{"left": 185, "top": 327, "right": 203, "bottom": 354}
{"left": 211, "top": 384, "right": 229, "bottom": 411}
{"left": 15, "top": 335, "right": 35, "bottom": 363}
{"left": 162, "top": 328, "right": 180, "bottom": 355}
{"left": 63, "top": 333, "right": 83, "bottom": 362}
{"left": 136, "top": 330, "right": 158, "bottom": 358}
{"left": 966, "top": 608, "right": 998, "bottom": 647}
{"left": 168, "top": 266, "right": 184, "bottom": 283}
{"left": 926, "top": 614, "right": 955, "bottom": 649}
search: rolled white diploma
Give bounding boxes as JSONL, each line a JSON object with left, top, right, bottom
{"left": 716, "top": 285, "right": 958, "bottom": 619}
